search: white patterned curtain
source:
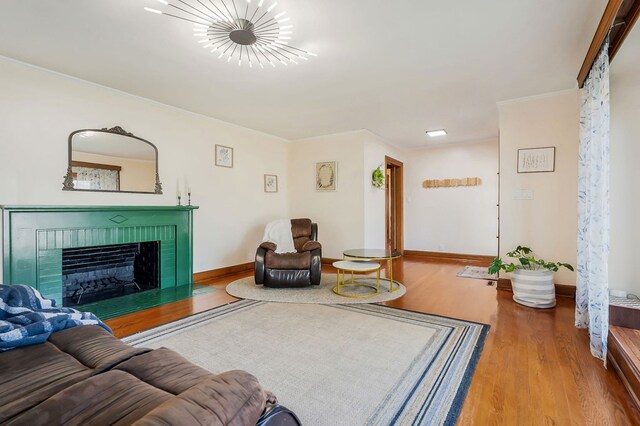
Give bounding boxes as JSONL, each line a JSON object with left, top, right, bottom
{"left": 73, "top": 167, "right": 119, "bottom": 191}
{"left": 575, "top": 38, "right": 610, "bottom": 361}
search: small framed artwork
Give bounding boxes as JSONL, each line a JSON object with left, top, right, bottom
{"left": 316, "top": 161, "right": 337, "bottom": 191}
{"left": 517, "top": 147, "right": 555, "bottom": 173}
{"left": 215, "top": 144, "right": 234, "bottom": 168}
{"left": 264, "top": 174, "right": 278, "bottom": 193}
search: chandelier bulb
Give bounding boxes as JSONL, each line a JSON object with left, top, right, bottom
{"left": 144, "top": 7, "right": 163, "bottom": 14}
{"left": 267, "top": 3, "right": 277, "bottom": 13}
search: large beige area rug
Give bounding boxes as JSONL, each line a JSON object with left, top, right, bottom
{"left": 226, "top": 273, "right": 406, "bottom": 304}
{"left": 123, "top": 300, "right": 489, "bottom": 425}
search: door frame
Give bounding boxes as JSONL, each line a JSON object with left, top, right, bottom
{"left": 385, "top": 155, "right": 404, "bottom": 254}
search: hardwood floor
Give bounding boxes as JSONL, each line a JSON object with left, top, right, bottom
{"left": 105, "top": 256, "right": 640, "bottom": 425}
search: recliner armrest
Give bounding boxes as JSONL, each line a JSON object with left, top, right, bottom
{"left": 259, "top": 242, "right": 277, "bottom": 252}
{"left": 301, "top": 241, "right": 321, "bottom": 252}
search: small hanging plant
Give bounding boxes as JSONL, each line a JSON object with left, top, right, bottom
{"left": 372, "top": 165, "right": 385, "bottom": 189}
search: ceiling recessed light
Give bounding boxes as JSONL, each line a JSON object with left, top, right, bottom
{"left": 426, "top": 129, "right": 447, "bottom": 137}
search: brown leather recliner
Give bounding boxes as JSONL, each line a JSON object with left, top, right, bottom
{"left": 255, "top": 218, "right": 322, "bottom": 288}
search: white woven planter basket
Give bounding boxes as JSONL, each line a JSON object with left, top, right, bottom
{"left": 510, "top": 268, "right": 556, "bottom": 309}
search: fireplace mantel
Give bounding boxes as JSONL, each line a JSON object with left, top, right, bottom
{"left": 2, "top": 205, "right": 198, "bottom": 307}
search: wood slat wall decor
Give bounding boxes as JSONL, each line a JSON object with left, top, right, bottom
{"left": 422, "top": 177, "right": 482, "bottom": 188}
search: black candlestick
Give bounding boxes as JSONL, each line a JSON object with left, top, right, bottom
{"left": 177, "top": 195, "right": 182, "bottom": 206}
{"left": 188, "top": 192, "right": 191, "bottom": 206}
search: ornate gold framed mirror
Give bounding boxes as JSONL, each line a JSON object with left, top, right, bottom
{"left": 62, "top": 126, "right": 162, "bottom": 194}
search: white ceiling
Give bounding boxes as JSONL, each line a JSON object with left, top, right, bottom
{"left": 0, "top": 0, "right": 607, "bottom": 148}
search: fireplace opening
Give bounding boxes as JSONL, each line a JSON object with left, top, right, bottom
{"left": 62, "top": 241, "right": 160, "bottom": 306}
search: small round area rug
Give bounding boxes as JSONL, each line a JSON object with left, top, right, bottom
{"left": 226, "top": 273, "right": 406, "bottom": 304}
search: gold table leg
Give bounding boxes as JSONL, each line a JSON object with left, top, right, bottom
{"left": 388, "top": 256, "right": 398, "bottom": 292}
{"left": 332, "top": 266, "right": 381, "bottom": 298}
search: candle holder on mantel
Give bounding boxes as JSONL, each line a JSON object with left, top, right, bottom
{"left": 188, "top": 191, "right": 192, "bottom": 206}
{"left": 177, "top": 195, "right": 182, "bottom": 206}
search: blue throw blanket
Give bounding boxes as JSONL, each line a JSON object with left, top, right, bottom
{"left": 0, "top": 284, "right": 111, "bottom": 351}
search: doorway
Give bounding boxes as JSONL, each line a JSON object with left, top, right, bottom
{"left": 385, "top": 156, "right": 404, "bottom": 254}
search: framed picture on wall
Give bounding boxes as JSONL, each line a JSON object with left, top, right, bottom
{"left": 215, "top": 144, "right": 234, "bottom": 168}
{"left": 517, "top": 147, "right": 555, "bottom": 173}
{"left": 264, "top": 174, "right": 278, "bottom": 193}
{"left": 316, "top": 161, "right": 337, "bottom": 191}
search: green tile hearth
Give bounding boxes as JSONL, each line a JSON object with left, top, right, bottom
{"left": 78, "top": 284, "right": 216, "bottom": 320}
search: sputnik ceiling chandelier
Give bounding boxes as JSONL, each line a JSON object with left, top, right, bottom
{"left": 144, "top": 0, "right": 317, "bottom": 68}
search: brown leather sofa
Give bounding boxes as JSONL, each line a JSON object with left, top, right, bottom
{"left": 254, "top": 218, "right": 322, "bottom": 288}
{"left": 0, "top": 325, "right": 282, "bottom": 425}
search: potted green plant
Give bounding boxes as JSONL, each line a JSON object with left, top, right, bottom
{"left": 372, "top": 165, "right": 385, "bottom": 189}
{"left": 489, "top": 246, "right": 574, "bottom": 309}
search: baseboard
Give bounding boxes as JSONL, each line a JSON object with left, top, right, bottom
{"left": 556, "top": 284, "right": 577, "bottom": 299}
{"left": 403, "top": 250, "right": 494, "bottom": 263}
{"left": 497, "top": 278, "right": 576, "bottom": 299}
{"left": 193, "top": 262, "right": 254, "bottom": 283}
{"left": 496, "top": 278, "right": 512, "bottom": 291}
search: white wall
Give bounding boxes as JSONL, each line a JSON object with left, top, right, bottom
{"left": 404, "top": 140, "right": 498, "bottom": 255}
{"left": 0, "top": 57, "right": 290, "bottom": 275}
{"left": 363, "top": 132, "right": 404, "bottom": 249}
{"left": 609, "top": 74, "right": 640, "bottom": 295}
{"left": 498, "top": 90, "right": 579, "bottom": 285}
{"left": 288, "top": 131, "right": 365, "bottom": 259}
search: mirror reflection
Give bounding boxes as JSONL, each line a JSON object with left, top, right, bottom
{"left": 63, "top": 127, "right": 162, "bottom": 194}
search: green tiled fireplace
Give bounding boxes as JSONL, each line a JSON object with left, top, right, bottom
{"left": 2, "top": 205, "right": 198, "bottom": 317}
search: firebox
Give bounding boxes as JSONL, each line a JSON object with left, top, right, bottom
{"left": 62, "top": 242, "right": 160, "bottom": 306}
